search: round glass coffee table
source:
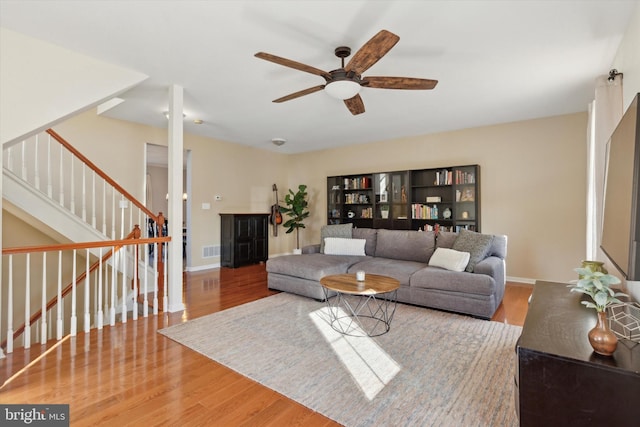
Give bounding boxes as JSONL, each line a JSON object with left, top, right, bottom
{"left": 319, "top": 273, "right": 400, "bottom": 337}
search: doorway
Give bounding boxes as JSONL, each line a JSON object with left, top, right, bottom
{"left": 145, "top": 143, "right": 191, "bottom": 269}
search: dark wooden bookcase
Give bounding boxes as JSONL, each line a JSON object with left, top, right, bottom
{"left": 327, "top": 164, "right": 480, "bottom": 232}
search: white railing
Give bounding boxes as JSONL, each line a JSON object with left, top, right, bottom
{"left": 1, "top": 128, "right": 173, "bottom": 356}
{"left": 1, "top": 234, "right": 170, "bottom": 354}
{"left": 2, "top": 129, "right": 162, "bottom": 241}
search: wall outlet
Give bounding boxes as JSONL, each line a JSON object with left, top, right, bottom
{"left": 202, "top": 202, "right": 211, "bottom": 210}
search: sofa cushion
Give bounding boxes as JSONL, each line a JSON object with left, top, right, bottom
{"left": 452, "top": 229, "right": 494, "bottom": 272}
{"left": 320, "top": 223, "right": 353, "bottom": 253}
{"left": 410, "top": 266, "right": 496, "bottom": 296}
{"left": 428, "top": 248, "right": 470, "bottom": 272}
{"left": 266, "top": 253, "right": 365, "bottom": 281}
{"left": 436, "top": 231, "right": 458, "bottom": 249}
{"left": 348, "top": 258, "right": 427, "bottom": 286}
{"left": 374, "top": 229, "right": 435, "bottom": 263}
{"left": 353, "top": 228, "right": 377, "bottom": 256}
{"left": 324, "top": 238, "right": 366, "bottom": 256}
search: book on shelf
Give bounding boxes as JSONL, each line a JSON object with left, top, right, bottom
{"left": 434, "top": 169, "right": 452, "bottom": 186}
{"left": 455, "top": 170, "right": 475, "bottom": 184}
{"left": 344, "top": 176, "right": 371, "bottom": 190}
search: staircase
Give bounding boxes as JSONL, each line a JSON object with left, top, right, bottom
{"left": 1, "top": 129, "right": 171, "bottom": 358}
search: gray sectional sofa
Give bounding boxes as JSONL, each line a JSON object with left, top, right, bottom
{"left": 266, "top": 226, "right": 507, "bottom": 319}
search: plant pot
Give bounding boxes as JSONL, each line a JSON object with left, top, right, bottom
{"left": 588, "top": 311, "right": 618, "bottom": 356}
{"left": 381, "top": 210, "right": 389, "bottom": 219}
{"left": 292, "top": 248, "right": 302, "bottom": 255}
{"left": 580, "top": 260, "right": 608, "bottom": 277}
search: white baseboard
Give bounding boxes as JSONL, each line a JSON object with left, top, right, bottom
{"left": 506, "top": 276, "right": 536, "bottom": 285}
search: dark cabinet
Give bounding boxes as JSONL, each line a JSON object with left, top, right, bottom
{"left": 516, "top": 281, "right": 640, "bottom": 426}
{"left": 220, "top": 213, "right": 269, "bottom": 268}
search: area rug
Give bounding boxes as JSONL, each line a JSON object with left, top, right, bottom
{"left": 158, "top": 293, "right": 522, "bottom": 427}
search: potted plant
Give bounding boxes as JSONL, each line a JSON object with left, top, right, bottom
{"left": 280, "top": 184, "right": 310, "bottom": 254}
{"left": 568, "top": 266, "right": 627, "bottom": 356}
{"left": 380, "top": 204, "right": 389, "bottom": 219}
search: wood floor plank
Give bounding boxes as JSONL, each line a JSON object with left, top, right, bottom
{"left": 0, "top": 264, "right": 528, "bottom": 426}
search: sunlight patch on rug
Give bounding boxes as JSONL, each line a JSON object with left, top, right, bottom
{"left": 310, "top": 306, "right": 400, "bottom": 400}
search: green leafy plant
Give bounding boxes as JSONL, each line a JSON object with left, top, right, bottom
{"left": 568, "top": 267, "right": 627, "bottom": 312}
{"left": 279, "top": 184, "right": 310, "bottom": 250}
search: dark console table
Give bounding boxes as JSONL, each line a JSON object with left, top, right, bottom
{"left": 516, "top": 280, "right": 640, "bottom": 426}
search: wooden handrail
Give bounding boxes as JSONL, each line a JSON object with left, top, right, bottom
{"left": 45, "top": 129, "right": 160, "bottom": 223}
{"left": 1, "top": 227, "right": 171, "bottom": 350}
{"left": 2, "top": 235, "right": 171, "bottom": 255}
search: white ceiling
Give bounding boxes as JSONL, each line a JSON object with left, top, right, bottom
{"left": 0, "top": 0, "right": 637, "bottom": 154}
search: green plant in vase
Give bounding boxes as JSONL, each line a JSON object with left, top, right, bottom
{"left": 280, "top": 184, "right": 310, "bottom": 252}
{"left": 568, "top": 266, "right": 627, "bottom": 356}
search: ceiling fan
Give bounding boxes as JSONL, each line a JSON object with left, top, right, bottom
{"left": 255, "top": 30, "right": 438, "bottom": 115}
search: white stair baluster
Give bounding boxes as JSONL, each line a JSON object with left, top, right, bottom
{"left": 41, "top": 252, "right": 47, "bottom": 344}
{"left": 34, "top": 135, "right": 40, "bottom": 191}
{"left": 111, "top": 191, "right": 116, "bottom": 240}
{"left": 59, "top": 145, "right": 64, "bottom": 206}
{"left": 84, "top": 249, "right": 90, "bottom": 333}
{"left": 82, "top": 164, "right": 87, "bottom": 222}
{"left": 132, "top": 243, "right": 138, "bottom": 321}
{"left": 56, "top": 251, "right": 63, "bottom": 340}
{"left": 91, "top": 172, "right": 96, "bottom": 228}
{"left": 153, "top": 243, "right": 158, "bottom": 316}
{"left": 21, "top": 140, "right": 27, "bottom": 181}
{"left": 24, "top": 253, "right": 31, "bottom": 349}
{"left": 143, "top": 234, "right": 149, "bottom": 318}
{"left": 47, "top": 135, "right": 53, "bottom": 198}
{"left": 97, "top": 248, "right": 103, "bottom": 329}
{"left": 70, "top": 250, "right": 77, "bottom": 337}
{"left": 102, "top": 180, "right": 107, "bottom": 235}
{"left": 6, "top": 255, "right": 13, "bottom": 353}
{"left": 110, "top": 246, "right": 116, "bottom": 326}
{"left": 163, "top": 244, "right": 168, "bottom": 310}
{"left": 121, "top": 248, "right": 127, "bottom": 323}
{"left": 70, "top": 152, "right": 75, "bottom": 214}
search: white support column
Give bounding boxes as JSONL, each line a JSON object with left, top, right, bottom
{"left": 167, "top": 84, "right": 186, "bottom": 313}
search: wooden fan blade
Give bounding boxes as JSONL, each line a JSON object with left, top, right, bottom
{"left": 344, "top": 94, "right": 365, "bottom": 115}
{"left": 364, "top": 76, "right": 438, "bottom": 90}
{"left": 345, "top": 30, "right": 400, "bottom": 75}
{"left": 273, "top": 85, "right": 325, "bottom": 103}
{"left": 255, "top": 52, "right": 331, "bottom": 78}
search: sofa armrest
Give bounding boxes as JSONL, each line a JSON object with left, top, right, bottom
{"left": 302, "top": 244, "right": 321, "bottom": 254}
{"left": 474, "top": 256, "right": 505, "bottom": 285}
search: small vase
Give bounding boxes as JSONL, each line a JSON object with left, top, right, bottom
{"left": 580, "top": 260, "right": 608, "bottom": 277}
{"left": 588, "top": 311, "right": 617, "bottom": 356}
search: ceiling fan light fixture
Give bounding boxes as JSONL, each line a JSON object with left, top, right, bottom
{"left": 325, "top": 79, "right": 361, "bottom": 100}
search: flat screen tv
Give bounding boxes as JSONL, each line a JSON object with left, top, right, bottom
{"left": 601, "top": 92, "right": 640, "bottom": 281}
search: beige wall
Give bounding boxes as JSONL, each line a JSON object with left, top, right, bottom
{"left": 51, "top": 110, "right": 292, "bottom": 269}
{"left": 291, "top": 113, "right": 588, "bottom": 284}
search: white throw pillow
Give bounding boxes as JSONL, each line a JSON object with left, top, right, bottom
{"left": 428, "top": 247, "right": 470, "bottom": 272}
{"left": 323, "top": 237, "right": 367, "bottom": 256}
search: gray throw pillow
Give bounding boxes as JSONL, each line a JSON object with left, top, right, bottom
{"left": 451, "top": 229, "right": 494, "bottom": 272}
{"left": 320, "top": 223, "right": 353, "bottom": 253}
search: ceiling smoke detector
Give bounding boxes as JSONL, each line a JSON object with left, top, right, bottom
{"left": 272, "top": 138, "right": 286, "bottom": 146}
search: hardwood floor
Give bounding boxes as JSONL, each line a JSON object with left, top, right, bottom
{"left": 0, "top": 264, "right": 532, "bottom": 426}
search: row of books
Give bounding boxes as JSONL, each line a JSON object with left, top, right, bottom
{"left": 344, "top": 193, "right": 369, "bottom": 204}
{"left": 434, "top": 169, "right": 452, "bottom": 186}
{"left": 420, "top": 224, "right": 476, "bottom": 233}
{"left": 411, "top": 204, "right": 440, "bottom": 219}
{"left": 344, "top": 176, "right": 371, "bottom": 190}
{"left": 455, "top": 170, "right": 475, "bottom": 184}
